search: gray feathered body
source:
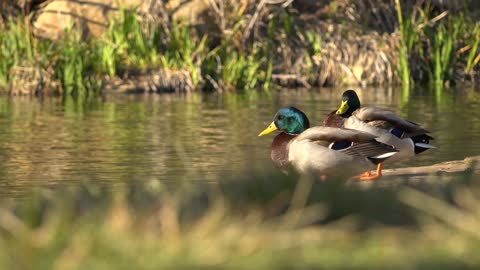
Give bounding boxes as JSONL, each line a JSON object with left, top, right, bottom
{"left": 280, "top": 127, "right": 397, "bottom": 178}
{"left": 342, "top": 107, "right": 433, "bottom": 163}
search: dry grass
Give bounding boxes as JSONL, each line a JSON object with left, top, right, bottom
{"left": 0, "top": 170, "right": 479, "bottom": 269}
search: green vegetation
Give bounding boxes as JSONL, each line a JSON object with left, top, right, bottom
{"left": 1, "top": 171, "right": 479, "bottom": 269}
{"left": 55, "top": 29, "right": 100, "bottom": 96}
{"left": 99, "top": 9, "right": 162, "bottom": 76}
{"left": 395, "top": 1, "right": 480, "bottom": 93}
{"left": 0, "top": 18, "right": 101, "bottom": 96}
{"left": 465, "top": 25, "right": 480, "bottom": 73}
{"left": 395, "top": 0, "right": 415, "bottom": 93}
{"left": 2, "top": 1, "right": 480, "bottom": 97}
{"left": 0, "top": 8, "right": 276, "bottom": 96}
{"left": 0, "top": 18, "right": 35, "bottom": 89}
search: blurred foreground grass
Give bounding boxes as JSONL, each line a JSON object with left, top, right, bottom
{"left": 1, "top": 170, "right": 480, "bottom": 269}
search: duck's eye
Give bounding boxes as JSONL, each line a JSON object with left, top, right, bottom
{"left": 278, "top": 115, "right": 285, "bottom": 120}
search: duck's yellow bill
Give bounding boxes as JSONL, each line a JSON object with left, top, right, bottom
{"left": 336, "top": 100, "right": 349, "bottom": 114}
{"left": 258, "top": 122, "right": 278, "bottom": 136}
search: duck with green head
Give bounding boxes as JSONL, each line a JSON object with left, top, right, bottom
{"left": 259, "top": 107, "right": 398, "bottom": 180}
{"left": 324, "top": 90, "right": 435, "bottom": 180}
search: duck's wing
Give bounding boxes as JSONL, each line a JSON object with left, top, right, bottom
{"left": 296, "top": 127, "right": 397, "bottom": 160}
{"left": 336, "top": 140, "right": 397, "bottom": 164}
{"left": 297, "top": 126, "right": 376, "bottom": 143}
{"left": 353, "top": 107, "right": 430, "bottom": 138}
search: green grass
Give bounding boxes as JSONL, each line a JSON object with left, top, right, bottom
{"left": 163, "top": 22, "right": 208, "bottom": 86}
{"left": 395, "top": 1, "right": 480, "bottom": 94}
{"left": 200, "top": 18, "right": 271, "bottom": 92}
{"left": 201, "top": 47, "right": 267, "bottom": 92}
{"left": 55, "top": 29, "right": 101, "bottom": 96}
{"left": 220, "top": 50, "right": 265, "bottom": 91}
{"left": 3, "top": 2, "right": 480, "bottom": 97}
{"left": 1, "top": 171, "right": 480, "bottom": 269}
{"left": 465, "top": 23, "right": 480, "bottom": 73}
{"left": 0, "top": 9, "right": 274, "bottom": 96}
{"left": 0, "top": 20, "right": 101, "bottom": 96}
{"left": 0, "top": 18, "right": 35, "bottom": 89}
{"left": 423, "top": 12, "right": 467, "bottom": 90}
{"left": 306, "top": 30, "right": 322, "bottom": 56}
{"left": 395, "top": 0, "right": 419, "bottom": 94}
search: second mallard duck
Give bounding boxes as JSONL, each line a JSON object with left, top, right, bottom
{"left": 259, "top": 107, "right": 398, "bottom": 180}
{"left": 324, "top": 90, "right": 435, "bottom": 179}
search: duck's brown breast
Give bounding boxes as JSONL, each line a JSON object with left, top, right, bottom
{"left": 323, "top": 111, "right": 345, "bottom": 128}
{"left": 271, "top": 133, "right": 297, "bottom": 169}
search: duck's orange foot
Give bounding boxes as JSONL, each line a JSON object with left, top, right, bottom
{"left": 351, "top": 163, "right": 384, "bottom": 181}
{"left": 350, "top": 171, "right": 372, "bottom": 181}
{"left": 358, "top": 171, "right": 382, "bottom": 181}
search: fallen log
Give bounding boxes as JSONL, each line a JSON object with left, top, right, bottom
{"left": 382, "top": 156, "right": 480, "bottom": 177}
{"left": 349, "top": 156, "right": 480, "bottom": 187}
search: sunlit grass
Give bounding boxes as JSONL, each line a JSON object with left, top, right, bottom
{"left": 395, "top": 1, "right": 480, "bottom": 94}
{"left": 0, "top": 9, "right": 274, "bottom": 96}
{"left": 0, "top": 18, "right": 35, "bottom": 89}
{"left": 3, "top": 2, "right": 480, "bottom": 97}
{"left": 0, "top": 170, "right": 480, "bottom": 269}
{"left": 163, "top": 22, "right": 208, "bottom": 87}
{"left": 0, "top": 20, "right": 100, "bottom": 96}
{"left": 220, "top": 51, "right": 265, "bottom": 91}
{"left": 55, "top": 29, "right": 101, "bottom": 97}
{"left": 395, "top": 0, "right": 415, "bottom": 92}
{"left": 465, "top": 24, "right": 480, "bottom": 74}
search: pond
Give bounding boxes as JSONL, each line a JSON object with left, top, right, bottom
{"left": 0, "top": 87, "right": 479, "bottom": 197}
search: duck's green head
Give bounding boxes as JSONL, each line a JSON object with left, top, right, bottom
{"left": 258, "top": 107, "right": 310, "bottom": 136}
{"left": 336, "top": 90, "right": 361, "bottom": 117}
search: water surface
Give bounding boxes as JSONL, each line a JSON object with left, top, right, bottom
{"left": 0, "top": 87, "right": 479, "bottom": 197}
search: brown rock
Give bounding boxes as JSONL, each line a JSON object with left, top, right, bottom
{"left": 31, "top": 0, "right": 215, "bottom": 40}
{"left": 166, "top": 0, "right": 209, "bottom": 23}
{"left": 32, "top": 0, "right": 149, "bottom": 39}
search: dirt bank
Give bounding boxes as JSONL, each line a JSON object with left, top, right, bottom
{"left": 2, "top": 0, "right": 480, "bottom": 94}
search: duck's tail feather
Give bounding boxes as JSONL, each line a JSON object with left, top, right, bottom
{"left": 411, "top": 134, "right": 435, "bottom": 154}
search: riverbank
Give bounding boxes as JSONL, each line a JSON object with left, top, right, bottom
{"left": 1, "top": 0, "right": 480, "bottom": 96}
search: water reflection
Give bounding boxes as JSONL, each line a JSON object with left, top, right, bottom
{"left": 0, "top": 87, "right": 479, "bottom": 197}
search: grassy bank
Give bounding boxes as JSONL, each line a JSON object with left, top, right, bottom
{"left": 1, "top": 171, "right": 480, "bottom": 269}
{"left": 0, "top": 9, "right": 274, "bottom": 96}
{"left": 1, "top": 1, "right": 480, "bottom": 97}
{"left": 395, "top": 0, "right": 480, "bottom": 92}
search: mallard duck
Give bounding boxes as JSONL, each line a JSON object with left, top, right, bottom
{"left": 324, "top": 90, "right": 435, "bottom": 180}
{"left": 259, "top": 107, "right": 398, "bottom": 180}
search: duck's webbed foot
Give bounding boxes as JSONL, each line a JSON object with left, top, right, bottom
{"left": 351, "top": 163, "right": 384, "bottom": 181}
